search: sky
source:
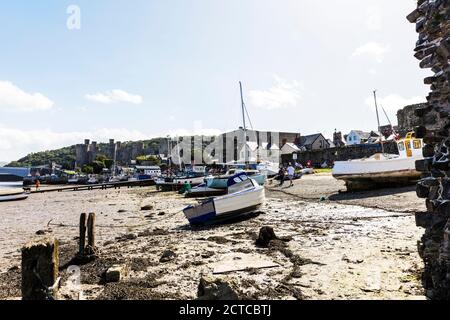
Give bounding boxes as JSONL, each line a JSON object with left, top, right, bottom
{"left": 0, "top": 0, "right": 430, "bottom": 162}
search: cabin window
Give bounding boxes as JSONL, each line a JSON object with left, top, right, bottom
{"left": 398, "top": 142, "right": 405, "bottom": 151}
{"left": 413, "top": 140, "right": 421, "bottom": 149}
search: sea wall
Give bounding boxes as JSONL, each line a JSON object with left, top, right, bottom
{"left": 281, "top": 141, "right": 398, "bottom": 167}
{"left": 407, "top": 0, "right": 450, "bottom": 300}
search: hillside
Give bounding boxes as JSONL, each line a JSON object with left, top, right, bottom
{"left": 6, "top": 138, "right": 166, "bottom": 169}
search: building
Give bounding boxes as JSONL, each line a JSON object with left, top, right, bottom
{"left": 298, "top": 133, "right": 330, "bottom": 151}
{"left": 345, "top": 130, "right": 380, "bottom": 145}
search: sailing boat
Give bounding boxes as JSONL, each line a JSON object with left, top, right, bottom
{"left": 332, "top": 90, "right": 424, "bottom": 191}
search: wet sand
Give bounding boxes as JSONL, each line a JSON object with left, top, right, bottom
{"left": 0, "top": 174, "right": 425, "bottom": 300}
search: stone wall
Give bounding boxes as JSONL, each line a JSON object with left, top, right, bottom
{"left": 407, "top": 0, "right": 450, "bottom": 300}
{"left": 282, "top": 141, "right": 398, "bottom": 167}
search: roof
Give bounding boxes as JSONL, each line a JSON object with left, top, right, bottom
{"left": 299, "top": 133, "right": 324, "bottom": 147}
{"left": 281, "top": 143, "right": 301, "bottom": 151}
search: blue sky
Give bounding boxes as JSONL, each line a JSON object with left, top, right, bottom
{"left": 0, "top": 0, "right": 429, "bottom": 161}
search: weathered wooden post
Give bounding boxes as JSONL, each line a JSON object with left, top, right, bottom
{"left": 85, "top": 212, "right": 96, "bottom": 255}
{"left": 79, "top": 213, "right": 87, "bottom": 255}
{"left": 21, "top": 237, "right": 59, "bottom": 300}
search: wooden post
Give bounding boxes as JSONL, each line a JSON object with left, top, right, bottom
{"left": 79, "top": 213, "right": 87, "bottom": 255}
{"left": 86, "top": 212, "right": 96, "bottom": 254}
{"left": 21, "top": 237, "right": 59, "bottom": 300}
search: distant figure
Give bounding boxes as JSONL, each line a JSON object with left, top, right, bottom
{"left": 278, "top": 167, "right": 286, "bottom": 187}
{"left": 287, "top": 163, "right": 295, "bottom": 187}
{"left": 307, "top": 160, "right": 312, "bottom": 168}
{"left": 35, "top": 179, "right": 41, "bottom": 191}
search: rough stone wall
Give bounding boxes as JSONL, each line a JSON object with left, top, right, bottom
{"left": 282, "top": 141, "right": 398, "bottom": 167}
{"left": 407, "top": 0, "right": 450, "bottom": 300}
{"left": 397, "top": 103, "right": 428, "bottom": 134}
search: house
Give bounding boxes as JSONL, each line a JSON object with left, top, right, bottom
{"left": 345, "top": 130, "right": 380, "bottom": 145}
{"left": 298, "top": 133, "right": 330, "bottom": 151}
{"left": 281, "top": 143, "right": 301, "bottom": 155}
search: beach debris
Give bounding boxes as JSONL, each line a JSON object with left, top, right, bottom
{"left": 35, "top": 229, "right": 52, "bottom": 235}
{"left": 105, "top": 264, "right": 129, "bottom": 283}
{"left": 255, "top": 226, "right": 278, "bottom": 247}
{"left": 201, "top": 251, "right": 215, "bottom": 259}
{"left": 212, "top": 253, "right": 280, "bottom": 275}
{"left": 117, "top": 209, "right": 127, "bottom": 213}
{"left": 207, "top": 236, "right": 232, "bottom": 245}
{"left": 140, "top": 205, "right": 154, "bottom": 211}
{"left": 159, "top": 250, "right": 177, "bottom": 263}
{"left": 342, "top": 255, "right": 364, "bottom": 264}
{"left": 158, "top": 211, "right": 166, "bottom": 216}
{"left": 197, "top": 275, "right": 240, "bottom": 300}
{"left": 21, "top": 236, "right": 60, "bottom": 300}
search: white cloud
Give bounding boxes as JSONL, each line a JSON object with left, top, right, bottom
{"left": 0, "top": 126, "right": 149, "bottom": 162}
{"left": 85, "top": 89, "right": 143, "bottom": 104}
{"left": 366, "top": 6, "right": 382, "bottom": 31}
{"left": 248, "top": 76, "right": 303, "bottom": 110}
{"left": 0, "top": 81, "right": 54, "bottom": 112}
{"left": 365, "top": 94, "right": 425, "bottom": 113}
{"left": 352, "top": 42, "right": 390, "bottom": 63}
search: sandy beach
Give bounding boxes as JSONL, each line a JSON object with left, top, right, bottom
{"left": 0, "top": 174, "right": 425, "bottom": 300}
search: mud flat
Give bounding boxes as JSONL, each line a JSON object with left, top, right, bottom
{"left": 0, "top": 174, "right": 425, "bottom": 300}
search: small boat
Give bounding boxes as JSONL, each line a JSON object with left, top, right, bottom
{"left": 0, "top": 189, "right": 29, "bottom": 202}
{"left": 87, "top": 176, "right": 99, "bottom": 185}
{"left": 155, "top": 175, "right": 206, "bottom": 192}
{"left": 205, "top": 169, "right": 266, "bottom": 189}
{"left": 332, "top": 132, "right": 424, "bottom": 191}
{"left": 183, "top": 172, "right": 265, "bottom": 225}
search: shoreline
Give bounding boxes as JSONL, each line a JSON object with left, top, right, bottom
{"left": 0, "top": 174, "right": 425, "bottom": 300}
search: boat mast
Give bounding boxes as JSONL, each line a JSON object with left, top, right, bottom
{"left": 373, "top": 90, "right": 385, "bottom": 154}
{"left": 240, "top": 81, "right": 248, "bottom": 164}
{"left": 112, "top": 142, "right": 117, "bottom": 177}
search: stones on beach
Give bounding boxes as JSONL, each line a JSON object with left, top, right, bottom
{"left": 197, "top": 275, "right": 240, "bottom": 300}
{"left": 35, "top": 229, "right": 52, "bottom": 235}
{"left": 140, "top": 205, "right": 154, "bottom": 211}
{"left": 255, "top": 226, "right": 278, "bottom": 247}
{"left": 105, "top": 264, "right": 129, "bottom": 283}
{"left": 159, "top": 250, "right": 177, "bottom": 263}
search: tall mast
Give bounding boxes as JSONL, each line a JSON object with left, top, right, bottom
{"left": 240, "top": 81, "right": 248, "bottom": 163}
{"left": 373, "top": 90, "right": 385, "bottom": 153}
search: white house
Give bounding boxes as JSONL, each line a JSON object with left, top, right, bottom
{"left": 346, "top": 130, "right": 371, "bottom": 145}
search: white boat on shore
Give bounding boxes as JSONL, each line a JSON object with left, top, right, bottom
{"left": 183, "top": 173, "right": 265, "bottom": 225}
{"left": 0, "top": 189, "right": 29, "bottom": 202}
{"left": 332, "top": 132, "right": 424, "bottom": 191}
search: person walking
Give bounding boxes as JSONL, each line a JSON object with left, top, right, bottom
{"left": 287, "top": 163, "right": 295, "bottom": 187}
{"left": 35, "top": 179, "right": 41, "bottom": 191}
{"left": 278, "top": 167, "right": 286, "bottom": 187}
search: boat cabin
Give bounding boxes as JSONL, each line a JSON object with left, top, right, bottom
{"left": 397, "top": 132, "right": 423, "bottom": 158}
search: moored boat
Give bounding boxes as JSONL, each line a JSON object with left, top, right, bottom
{"left": 183, "top": 173, "right": 265, "bottom": 225}
{"left": 332, "top": 132, "right": 424, "bottom": 191}
{"left": 205, "top": 169, "right": 266, "bottom": 189}
{"left": 0, "top": 189, "right": 29, "bottom": 202}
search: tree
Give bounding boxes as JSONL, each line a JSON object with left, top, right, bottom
{"left": 82, "top": 165, "right": 94, "bottom": 174}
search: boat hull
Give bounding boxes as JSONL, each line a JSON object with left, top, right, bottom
{"left": 184, "top": 186, "right": 265, "bottom": 225}
{"left": 332, "top": 156, "right": 422, "bottom": 191}
{"left": 0, "top": 191, "right": 29, "bottom": 202}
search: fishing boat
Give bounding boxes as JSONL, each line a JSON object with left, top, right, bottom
{"left": 333, "top": 132, "right": 424, "bottom": 191}
{"left": 0, "top": 189, "right": 29, "bottom": 202}
{"left": 205, "top": 168, "right": 266, "bottom": 189}
{"left": 183, "top": 172, "right": 265, "bottom": 225}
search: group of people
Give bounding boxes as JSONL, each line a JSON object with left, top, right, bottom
{"left": 277, "top": 163, "right": 296, "bottom": 187}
